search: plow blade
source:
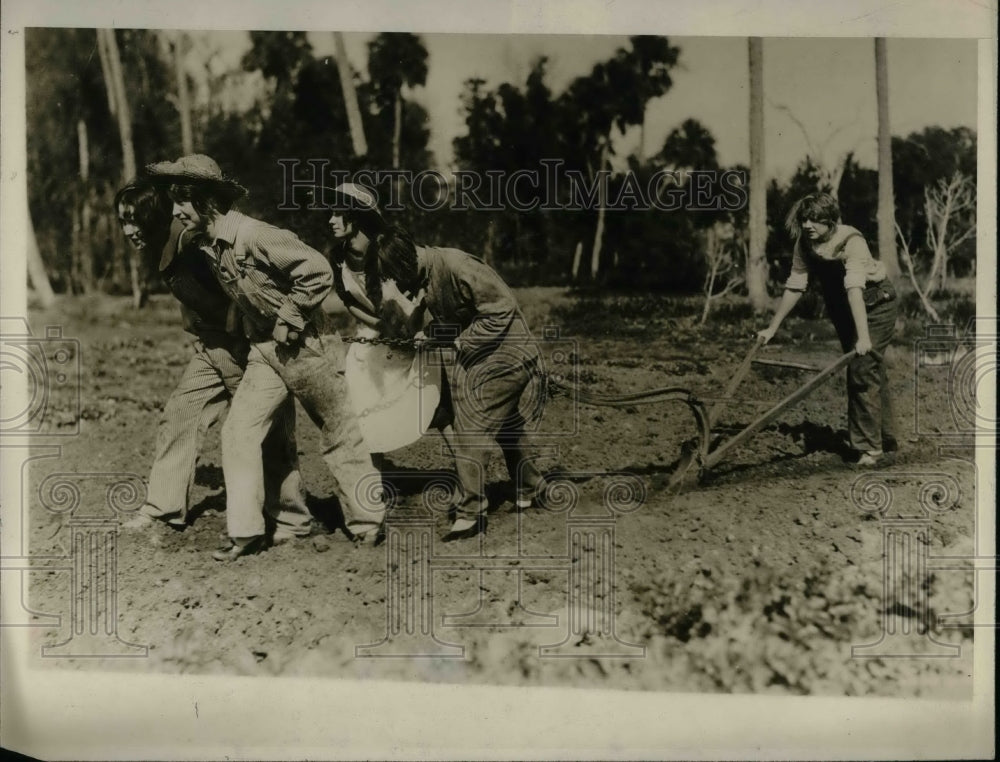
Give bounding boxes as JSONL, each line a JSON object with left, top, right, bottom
{"left": 668, "top": 349, "right": 862, "bottom": 490}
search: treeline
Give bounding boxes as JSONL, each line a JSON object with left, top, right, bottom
{"left": 26, "top": 29, "right": 976, "bottom": 300}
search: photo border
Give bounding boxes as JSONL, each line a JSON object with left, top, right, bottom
{"left": 2, "top": 1, "right": 995, "bottom": 759}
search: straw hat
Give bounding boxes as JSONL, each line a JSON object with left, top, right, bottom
{"left": 145, "top": 154, "right": 248, "bottom": 199}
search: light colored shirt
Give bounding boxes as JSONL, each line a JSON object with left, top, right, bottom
{"left": 785, "top": 224, "right": 887, "bottom": 292}
{"left": 204, "top": 211, "right": 333, "bottom": 337}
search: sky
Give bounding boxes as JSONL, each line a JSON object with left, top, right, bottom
{"left": 197, "top": 32, "right": 979, "bottom": 180}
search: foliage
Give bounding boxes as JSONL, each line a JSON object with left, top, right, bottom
{"left": 765, "top": 126, "right": 975, "bottom": 295}
{"left": 27, "top": 29, "right": 183, "bottom": 295}
{"left": 633, "top": 558, "right": 901, "bottom": 694}
{"left": 24, "top": 31, "right": 978, "bottom": 303}
{"left": 892, "top": 127, "right": 976, "bottom": 263}
{"left": 453, "top": 38, "right": 686, "bottom": 285}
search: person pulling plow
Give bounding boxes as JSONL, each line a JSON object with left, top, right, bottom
{"left": 351, "top": 191, "right": 898, "bottom": 509}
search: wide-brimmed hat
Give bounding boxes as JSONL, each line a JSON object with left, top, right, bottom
{"left": 328, "top": 182, "right": 385, "bottom": 234}
{"left": 327, "top": 182, "right": 381, "bottom": 213}
{"left": 145, "top": 154, "right": 248, "bottom": 200}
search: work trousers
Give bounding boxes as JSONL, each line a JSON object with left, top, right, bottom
{"left": 821, "top": 278, "right": 898, "bottom": 453}
{"left": 221, "top": 330, "right": 384, "bottom": 539}
{"left": 450, "top": 352, "right": 545, "bottom": 520}
{"left": 144, "top": 337, "right": 308, "bottom": 530}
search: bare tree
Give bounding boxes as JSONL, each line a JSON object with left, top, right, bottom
{"left": 700, "top": 220, "right": 744, "bottom": 325}
{"left": 333, "top": 32, "right": 368, "bottom": 158}
{"left": 771, "top": 101, "right": 860, "bottom": 200}
{"left": 875, "top": 38, "right": 901, "bottom": 279}
{"left": 895, "top": 221, "right": 940, "bottom": 321}
{"left": 746, "top": 37, "right": 768, "bottom": 312}
{"left": 923, "top": 172, "right": 976, "bottom": 294}
{"left": 894, "top": 171, "right": 975, "bottom": 315}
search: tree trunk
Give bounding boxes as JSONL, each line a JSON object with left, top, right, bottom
{"left": 589, "top": 140, "right": 609, "bottom": 281}
{"left": 100, "top": 29, "right": 136, "bottom": 180}
{"left": 95, "top": 30, "right": 117, "bottom": 117}
{"left": 75, "top": 119, "right": 94, "bottom": 293}
{"left": 638, "top": 105, "right": 646, "bottom": 163}
{"left": 27, "top": 213, "right": 56, "bottom": 307}
{"left": 71, "top": 205, "right": 82, "bottom": 294}
{"left": 172, "top": 31, "right": 194, "bottom": 154}
{"left": 484, "top": 215, "right": 497, "bottom": 268}
{"left": 513, "top": 213, "right": 522, "bottom": 265}
{"left": 99, "top": 28, "right": 144, "bottom": 306}
{"left": 924, "top": 194, "right": 951, "bottom": 296}
{"left": 896, "top": 222, "right": 940, "bottom": 321}
{"left": 701, "top": 226, "right": 720, "bottom": 326}
{"left": 571, "top": 241, "right": 583, "bottom": 281}
{"left": 829, "top": 155, "right": 849, "bottom": 202}
{"left": 875, "top": 38, "right": 900, "bottom": 279}
{"left": 392, "top": 90, "right": 403, "bottom": 202}
{"left": 333, "top": 31, "right": 368, "bottom": 158}
{"left": 746, "top": 37, "right": 769, "bottom": 312}
{"left": 392, "top": 90, "right": 402, "bottom": 170}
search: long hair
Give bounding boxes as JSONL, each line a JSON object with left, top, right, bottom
{"left": 328, "top": 208, "right": 388, "bottom": 315}
{"left": 329, "top": 243, "right": 384, "bottom": 318}
{"left": 114, "top": 180, "right": 173, "bottom": 248}
{"left": 166, "top": 183, "right": 235, "bottom": 219}
{"left": 784, "top": 192, "right": 841, "bottom": 239}
{"left": 371, "top": 225, "right": 421, "bottom": 296}
{"left": 363, "top": 225, "right": 424, "bottom": 339}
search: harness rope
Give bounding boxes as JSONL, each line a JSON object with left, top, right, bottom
{"left": 342, "top": 334, "right": 713, "bottom": 448}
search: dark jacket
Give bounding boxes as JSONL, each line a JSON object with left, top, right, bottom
{"left": 417, "top": 246, "right": 537, "bottom": 366}
{"left": 158, "top": 219, "right": 234, "bottom": 339}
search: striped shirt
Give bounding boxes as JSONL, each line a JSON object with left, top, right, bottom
{"left": 785, "top": 224, "right": 887, "bottom": 292}
{"left": 203, "top": 211, "right": 334, "bottom": 339}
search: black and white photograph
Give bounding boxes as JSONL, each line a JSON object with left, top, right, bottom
{"left": 1, "top": 0, "right": 995, "bottom": 758}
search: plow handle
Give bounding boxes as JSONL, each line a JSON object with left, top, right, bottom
{"left": 708, "top": 336, "right": 765, "bottom": 427}
{"left": 701, "top": 349, "right": 879, "bottom": 470}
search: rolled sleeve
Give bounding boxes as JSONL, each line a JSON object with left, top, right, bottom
{"left": 254, "top": 228, "right": 333, "bottom": 328}
{"left": 276, "top": 300, "right": 306, "bottom": 331}
{"left": 784, "top": 244, "right": 809, "bottom": 291}
{"left": 842, "top": 236, "right": 873, "bottom": 290}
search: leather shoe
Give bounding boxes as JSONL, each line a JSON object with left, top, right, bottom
{"left": 121, "top": 513, "right": 186, "bottom": 532}
{"left": 856, "top": 449, "right": 884, "bottom": 467}
{"left": 212, "top": 535, "right": 269, "bottom": 562}
{"left": 516, "top": 480, "right": 554, "bottom": 512}
{"left": 444, "top": 516, "right": 484, "bottom": 541}
{"left": 352, "top": 523, "right": 386, "bottom": 548}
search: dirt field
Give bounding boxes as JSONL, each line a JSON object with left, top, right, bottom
{"left": 21, "top": 289, "right": 978, "bottom": 697}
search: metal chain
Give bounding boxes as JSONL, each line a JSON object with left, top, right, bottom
{"left": 342, "top": 335, "right": 423, "bottom": 350}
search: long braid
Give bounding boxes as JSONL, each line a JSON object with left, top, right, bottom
{"left": 363, "top": 242, "right": 383, "bottom": 313}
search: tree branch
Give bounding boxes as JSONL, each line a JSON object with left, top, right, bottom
{"left": 896, "top": 220, "right": 940, "bottom": 322}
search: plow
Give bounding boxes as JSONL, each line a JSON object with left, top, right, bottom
{"left": 545, "top": 337, "right": 867, "bottom": 490}
{"left": 347, "top": 330, "right": 867, "bottom": 490}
